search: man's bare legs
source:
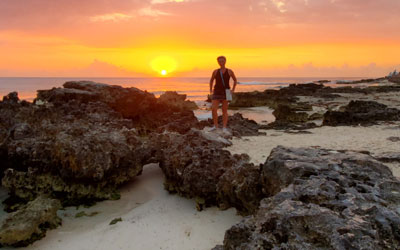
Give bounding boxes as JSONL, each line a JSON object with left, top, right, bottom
{"left": 212, "top": 99, "right": 229, "bottom": 129}
{"left": 212, "top": 100, "right": 220, "bottom": 128}
{"left": 222, "top": 100, "right": 229, "bottom": 128}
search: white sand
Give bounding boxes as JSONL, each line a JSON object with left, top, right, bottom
{"left": 7, "top": 164, "right": 241, "bottom": 250}
{"left": 227, "top": 122, "right": 400, "bottom": 178}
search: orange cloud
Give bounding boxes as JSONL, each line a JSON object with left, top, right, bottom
{"left": 0, "top": 0, "right": 400, "bottom": 77}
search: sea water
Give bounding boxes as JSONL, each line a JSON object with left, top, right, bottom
{"left": 0, "top": 76, "right": 367, "bottom": 124}
{"left": 0, "top": 77, "right": 364, "bottom": 102}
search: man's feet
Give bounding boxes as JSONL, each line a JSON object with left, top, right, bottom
{"left": 209, "top": 126, "right": 218, "bottom": 132}
{"left": 222, "top": 127, "right": 231, "bottom": 135}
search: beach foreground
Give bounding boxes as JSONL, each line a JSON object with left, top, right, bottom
{"left": 1, "top": 164, "right": 240, "bottom": 250}
{"left": 0, "top": 78, "right": 399, "bottom": 249}
{"left": 228, "top": 124, "right": 400, "bottom": 178}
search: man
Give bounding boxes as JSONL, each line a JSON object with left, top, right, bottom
{"left": 209, "top": 56, "right": 237, "bottom": 133}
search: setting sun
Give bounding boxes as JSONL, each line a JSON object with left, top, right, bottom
{"left": 150, "top": 56, "right": 177, "bottom": 76}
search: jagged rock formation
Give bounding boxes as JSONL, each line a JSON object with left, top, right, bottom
{"left": 260, "top": 104, "right": 317, "bottom": 130}
{"left": 0, "top": 93, "right": 152, "bottom": 205}
{"left": 230, "top": 83, "right": 320, "bottom": 109}
{"left": 336, "top": 77, "right": 385, "bottom": 85}
{"left": 230, "top": 83, "right": 400, "bottom": 109}
{"left": 38, "top": 81, "right": 199, "bottom": 134}
{"left": 0, "top": 82, "right": 204, "bottom": 207}
{"left": 199, "top": 113, "right": 265, "bottom": 137}
{"left": 217, "top": 146, "right": 400, "bottom": 249}
{"left": 150, "top": 129, "right": 262, "bottom": 214}
{"left": 323, "top": 100, "right": 400, "bottom": 126}
{"left": 0, "top": 195, "right": 61, "bottom": 247}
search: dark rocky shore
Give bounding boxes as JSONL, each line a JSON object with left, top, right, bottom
{"left": 0, "top": 80, "right": 399, "bottom": 249}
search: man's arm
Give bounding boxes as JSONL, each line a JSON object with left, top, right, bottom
{"left": 209, "top": 70, "right": 217, "bottom": 94}
{"left": 229, "top": 69, "right": 238, "bottom": 92}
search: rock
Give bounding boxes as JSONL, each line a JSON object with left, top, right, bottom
{"left": 308, "top": 112, "right": 324, "bottom": 121}
{"left": 38, "top": 81, "right": 200, "bottom": 134}
{"left": 261, "top": 120, "right": 318, "bottom": 131}
{"left": 387, "top": 137, "right": 400, "bottom": 142}
{"left": 375, "top": 152, "right": 400, "bottom": 163}
{"left": 63, "top": 81, "right": 159, "bottom": 120}
{"left": 36, "top": 87, "right": 100, "bottom": 104}
{"left": 230, "top": 82, "right": 400, "bottom": 110}
{"left": 273, "top": 104, "right": 309, "bottom": 123}
{"left": 199, "top": 113, "right": 264, "bottom": 137}
{"left": 217, "top": 157, "right": 263, "bottom": 215}
{"left": 150, "top": 129, "right": 260, "bottom": 213}
{"left": 158, "top": 91, "right": 198, "bottom": 111}
{"left": 323, "top": 100, "right": 400, "bottom": 126}
{"left": 259, "top": 104, "right": 315, "bottom": 130}
{"left": 196, "top": 129, "right": 232, "bottom": 147}
{"left": 219, "top": 146, "right": 400, "bottom": 249}
{"left": 0, "top": 195, "right": 61, "bottom": 247}
{"left": 2, "top": 92, "right": 19, "bottom": 104}
{"left": 0, "top": 93, "right": 152, "bottom": 206}
{"left": 284, "top": 130, "right": 313, "bottom": 134}
{"left": 0, "top": 81, "right": 205, "bottom": 206}
{"left": 388, "top": 75, "right": 400, "bottom": 84}
{"left": 336, "top": 77, "right": 385, "bottom": 85}
{"left": 109, "top": 217, "right": 122, "bottom": 225}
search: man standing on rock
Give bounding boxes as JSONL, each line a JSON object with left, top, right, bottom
{"left": 209, "top": 56, "right": 237, "bottom": 133}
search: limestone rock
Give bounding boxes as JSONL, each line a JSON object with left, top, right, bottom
{"left": 150, "top": 129, "right": 260, "bottom": 213}
{"left": 219, "top": 146, "right": 400, "bottom": 249}
{"left": 323, "top": 100, "right": 400, "bottom": 126}
{"left": 0, "top": 92, "right": 150, "bottom": 205}
{"left": 0, "top": 195, "right": 61, "bottom": 247}
{"left": 199, "top": 113, "right": 264, "bottom": 137}
{"left": 158, "top": 91, "right": 198, "bottom": 111}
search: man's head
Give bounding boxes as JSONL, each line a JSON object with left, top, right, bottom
{"left": 217, "top": 56, "right": 226, "bottom": 67}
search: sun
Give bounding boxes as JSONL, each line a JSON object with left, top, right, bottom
{"left": 150, "top": 56, "right": 177, "bottom": 77}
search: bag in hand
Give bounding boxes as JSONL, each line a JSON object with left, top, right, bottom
{"left": 220, "top": 69, "right": 233, "bottom": 101}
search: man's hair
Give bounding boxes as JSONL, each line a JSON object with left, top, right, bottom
{"left": 217, "top": 56, "right": 226, "bottom": 61}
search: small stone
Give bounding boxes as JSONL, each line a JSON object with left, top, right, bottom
{"left": 109, "top": 217, "right": 122, "bottom": 225}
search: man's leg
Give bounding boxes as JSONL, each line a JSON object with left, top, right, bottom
{"left": 222, "top": 100, "right": 229, "bottom": 128}
{"left": 212, "top": 100, "right": 220, "bottom": 128}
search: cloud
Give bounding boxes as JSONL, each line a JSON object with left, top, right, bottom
{"left": 75, "top": 59, "right": 144, "bottom": 77}
{"left": 0, "top": 59, "right": 145, "bottom": 77}
{"left": 271, "top": 0, "right": 287, "bottom": 13}
{"left": 138, "top": 7, "right": 172, "bottom": 17}
{"left": 151, "top": 0, "right": 188, "bottom": 4}
{"left": 90, "top": 13, "right": 134, "bottom": 22}
{"left": 241, "top": 62, "right": 400, "bottom": 78}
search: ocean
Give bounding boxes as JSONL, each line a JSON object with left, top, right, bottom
{"left": 0, "top": 77, "right": 365, "bottom": 103}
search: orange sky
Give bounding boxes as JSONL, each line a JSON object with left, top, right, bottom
{"left": 0, "top": 0, "right": 399, "bottom": 77}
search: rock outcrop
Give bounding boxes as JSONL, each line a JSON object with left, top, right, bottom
{"left": 323, "top": 100, "right": 400, "bottom": 126}
{"left": 0, "top": 93, "right": 150, "bottom": 206}
{"left": 217, "top": 146, "right": 400, "bottom": 249}
{"left": 0, "top": 195, "right": 61, "bottom": 247}
{"left": 150, "top": 129, "right": 262, "bottom": 214}
{"left": 199, "top": 113, "right": 264, "bottom": 137}
{"left": 37, "top": 81, "right": 199, "bottom": 134}
{"left": 230, "top": 83, "right": 400, "bottom": 109}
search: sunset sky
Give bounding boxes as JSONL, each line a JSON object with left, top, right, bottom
{"left": 0, "top": 0, "right": 399, "bottom": 77}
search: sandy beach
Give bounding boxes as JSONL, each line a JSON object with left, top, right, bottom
{"left": 228, "top": 123, "right": 400, "bottom": 178}
{"left": 1, "top": 164, "right": 241, "bottom": 250}
{"left": 0, "top": 79, "right": 399, "bottom": 249}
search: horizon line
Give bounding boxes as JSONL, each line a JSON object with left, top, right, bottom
{"left": 0, "top": 76, "right": 373, "bottom": 79}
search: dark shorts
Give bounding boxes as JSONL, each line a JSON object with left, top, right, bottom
{"left": 211, "top": 90, "right": 226, "bottom": 100}
{"left": 211, "top": 94, "right": 226, "bottom": 100}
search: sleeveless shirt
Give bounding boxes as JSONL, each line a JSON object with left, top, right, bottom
{"left": 213, "top": 68, "right": 231, "bottom": 95}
